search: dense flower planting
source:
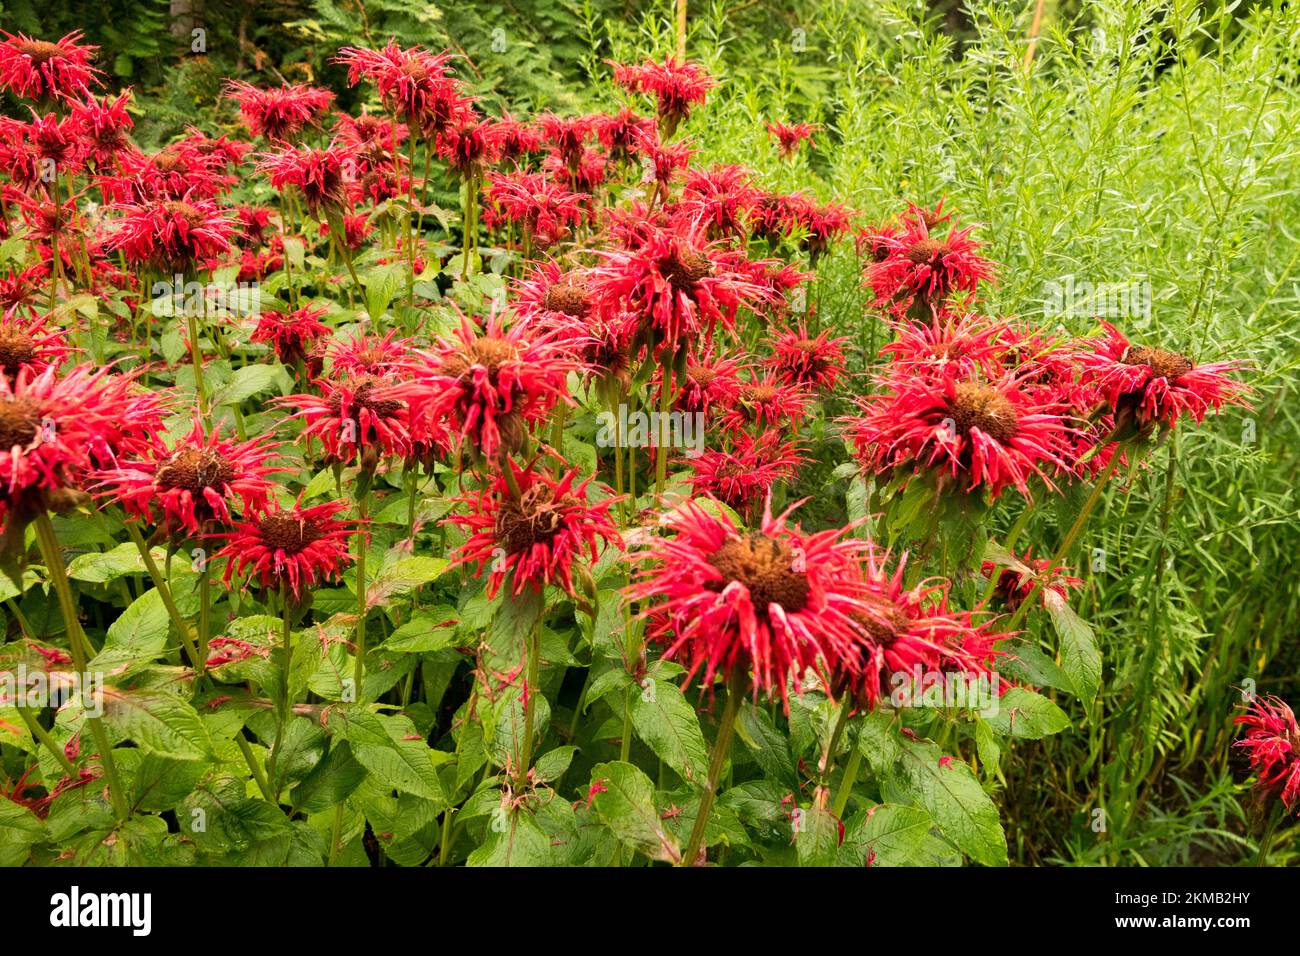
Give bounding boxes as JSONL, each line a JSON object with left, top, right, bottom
{"left": 0, "top": 27, "right": 1274, "bottom": 870}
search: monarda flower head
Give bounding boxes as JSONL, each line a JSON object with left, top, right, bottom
{"left": 880, "top": 311, "right": 1020, "bottom": 380}
{"left": 107, "top": 193, "right": 235, "bottom": 274}
{"left": 767, "top": 323, "right": 849, "bottom": 391}
{"left": 70, "top": 91, "right": 136, "bottom": 169}
{"left": 95, "top": 417, "right": 281, "bottom": 540}
{"left": 334, "top": 43, "right": 471, "bottom": 137}
{"left": 767, "top": 121, "right": 819, "bottom": 158}
{"left": 1078, "top": 322, "right": 1249, "bottom": 436}
{"left": 257, "top": 143, "right": 351, "bottom": 217}
{"left": 629, "top": 497, "right": 875, "bottom": 705}
{"left": 838, "top": 550, "right": 999, "bottom": 710}
{"left": 0, "top": 365, "right": 160, "bottom": 567}
{"left": 412, "top": 310, "right": 577, "bottom": 463}
{"left": 224, "top": 81, "right": 334, "bottom": 142}
{"left": 251, "top": 304, "right": 331, "bottom": 367}
{"left": 679, "top": 164, "right": 759, "bottom": 241}
{"left": 219, "top": 498, "right": 358, "bottom": 601}
{"left": 981, "top": 549, "right": 1082, "bottom": 614}
{"left": 511, "top": 260, "right": 595, "bottom": 336}
{"left": 844, "top": 371, "right": 1074, "bottom": 499}
{"left": 687, "top": 430, "right": 804, "bottom": 518}
{"left": 591, "top": 222, "right": 767, "bottom": 360}
{"left": 673, "top": 347, "right": 746, "bottom": 415}
{"left": 866, "top": 210, "right": 994, "bottom": 318}
{"left": 0, "top": 31, "right": 101, "bottom": 105}
{"left": 449, "top": 459, "right": 621, "bottom": 598}
{"left": 326, "top": 328, "right": 416, "bottom": 378}
{"left": 611, "top": 57, "right": 715, "bottom": 137}
{"left": 1235, "top": 696, "right": 1300, "bottom": 816}
{"left": 280, "top": 375, "right": 421, "bottom": 466}
{"left": 719, "top": 372, "right": 812, "bottom": 434}
{"left": 0, "top": 306, "right": 72, "bottom": 381}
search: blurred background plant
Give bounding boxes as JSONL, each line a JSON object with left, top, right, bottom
{"left": 1, "top": 0, "right": 1295, "bottom": 865}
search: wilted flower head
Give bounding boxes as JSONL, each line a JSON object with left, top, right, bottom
{"left": 449, "top": 459, "right": 620, "bottom": 597}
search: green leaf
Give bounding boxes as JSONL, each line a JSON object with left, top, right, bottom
{"left": 365, "top": 556, "right": 449, "bottom": 606}
{"left": 291, "top": 740, "right": 367, "bottom": 814}
{"left": 841, "top": 804, "right": 932, "bottom": 866}
{"left": 588, "top": 761, "right": 680, "bottom": 864}
{"left": 0, "top": 797, "right": 45, "bottom": 865}
{"left": 327, "top": 708, "right": 446, "bottom": 804}
{"left": 379, "top": 610, "right": 460, "bottom": 652}
{"left": 363, "top": 262, "right": 406, "bottom": 321}
{"left": 67, "top": 543, "right": 152, "bottom": 583}
{"left": 90, "top": 588, "right": 170, "bottom": 672}
{"left": 795, "top": 802, "right": 841, "bottom": 867}
{"left": 858, "top": 713, "right": 1007, "bottom": 866}
{"left": 130, "top": 754, "right": 207, "bottom": 812}
{"left": 983, "top": 686, "right": 1071, "bottom": 738}
{"left": 211, "top": 363, "right": 290, "bottom": 408}
{"left": 1045, "top": 590, "right": 1102, "bottom": 700}
{"left": 102, "top": 687, "right": 213, "bottom": 760}
{"left": 629, "top": 669, "right": 709, "bottom": 788}
{"left": 735, "top": 704, "right": 799, "bottom": 788}
{"left": 467, "top": 803, "right": 554, "bottom": 866}
{"left": 533, "top": 746, "right": 578, "bottom": 784}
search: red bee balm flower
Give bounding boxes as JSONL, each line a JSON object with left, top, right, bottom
{"left": 219, "top": 499, "right": 358, "bottom": 600}
{"left": 108, "top": 194, "right": 234, "bottom": 274}
{"left": 334, "top": 43, "right": 471, "bottom": 136}
{"left": 866, "top": 211, "right": 994, "bottom": 317}
{"left": 252, "top": 305, "right": 331, "bottom": 367}
{"left": 629, "top": 498, "right": 875, "bottom": 704}
{"left": 257, "top": 144, "right": 351, "bottom": 216}
{"left": 281, "top": 375, "right": 421, "bottom": 465}
{"left": 611, "top": 57, "right": 715, "bottom": 137}
{"left": 1235, "top": 696, "right": 1300, "bottom": 815}
{"left": 1079, "top": 322, "right": 1249, "bottom": 434}
{"left": 844, "top": 372, "right": 1074, "bottom": 498}
{"left": 768, "top": 323, "right": 849, "bottom": 391}
{"left": 95, "top": 418, "right": 281, "bottom": 539}
{"left": 224, "top": 81, "right": 334, "bottom": 142}
{"left": 412, "top": 311, "right": 576, "bottom": 462}
{"left": 0, "top": 31, "right": 101, "bottom": 104}
{"left": 449, "top": 460, "right": 621, "bottom": 597}
{"left": 767, "top": 121, "right": 819, "bottom": 158}
{"left": 0, "top": 307, "right": 72, "bottom": 381}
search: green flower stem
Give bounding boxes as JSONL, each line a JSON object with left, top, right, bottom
{"left": 515, "top": 616, "right": 542, "bottom": 789}
{"left": 186, "top": 313, "right": 208, "bottom": 418}
{"left": 123, "top": 522, "right": 203, "bottom": 674}
{"left": 352, "top": 486, "right": 370, "bottom": 697}
{"left": 197, "top": 549, "right": 212, "bottom": 675}
{"left": 1256, "top": 800, "right": 1284, "bottom": 866}
{"left": 1005, "top": 451, "right": 1123, "bottom": 633}
{"left": 831, "top": 741, "right": 864, "bottom": 820}
{"left": 32, "top": 511, "right": 130, "bottom": 821}
{"left": 17, "top": 706, "right": 78, "bottom": 777}
{"left": 273, "top": 585, "right": 294, "bottom": 798}
{"left": 680, "top": 677, "right": 745, "bottom": 867}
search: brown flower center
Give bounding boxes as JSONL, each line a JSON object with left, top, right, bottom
{"left": 162, "top": 200, "right": 204, "bottom": 229}
{"left": 947, "top": 381, "right": 1018, "bottom": 443}
{"left": 744, "top": 384, "right": 778, "bottom": 404}
{"left": 706, "top": 534, "right": 811, "bottom": 614}
{"left": 687, "top": 364, "right": 717, "bottom": 388}
{"left": 256, "top": 512, "right": 323, "bottom": 553}
{"left": 494, "top": 480, "right": 577, "bottom": 555}
{"left": 153, "top": 150, "right": 189, "bottom": 175}
{"left": 906, "top": 238, "right": 949, "bottom": 265}
{"left": 541, "top": 280, "right": 592, "bottom": 318}
{"left": 0, "top": 327, "right": 37, "bottom": 373}
{"left": 0, "top": 396, "right": 41, "bottom": 449}
{"left": 856, "top": 602, "right": 911, "bottom": 645}
{"left": 441, "top": 336, "right": 519, "bottom": 378}
{"left": 327, "top": 378, "right": 404, "bottom": 418}
{"left": 17, "top": 39, "right": 64, "bottom": 65}
{"left": 156, "top": 447, "right": 236, "bottom": 494}
{"left": 1122, "top": 344, "right": 1193, "bottom": 381}
{"left": 661, "top": 249, "right": 713, "bottom": 290}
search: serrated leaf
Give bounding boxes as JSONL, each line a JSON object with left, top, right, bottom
{"left": 858, "top": 713, "right": 1007, "bottom": 866}
{"left": 102, "top": 687, "right": 213, "bottom": 760}
{"left": 841, "top": 804, "right": 932, "bottom": 866}
{"left": 983, "top": 686, "right": 1071, "bottom": 738}
{"left": 1045, "top": 590, "right": 1102, "bottom": 700}
{"left": 589, "top": 761, "right": 680, "bottom": 864}
{"left": 328, "top": 708, "right": 446, "bottom": 804}
{"left": 90, "top": 588, "right": 170, "bottom": 672}
{"left": 629, "top": 672, "right": 709, "bottom": 788}
{"left": 365, "top": 556, "right": 449, "bottom": 606}
{"left": 211, "top": 363, "right": 289, "bottom": 408}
